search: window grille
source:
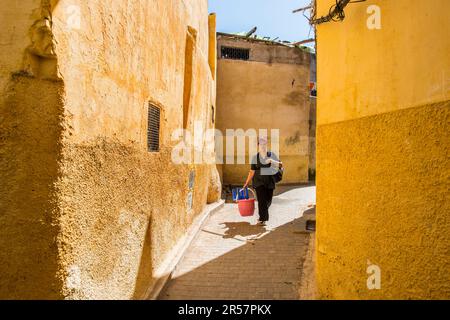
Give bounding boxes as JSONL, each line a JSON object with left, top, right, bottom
{"left": 147, "top": 104, "right": 160, "bottom": 152}
{"left": 221, "top": 46, "right": 250, "bottom": 61}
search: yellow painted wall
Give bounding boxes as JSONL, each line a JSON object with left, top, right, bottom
{"left": 216, "top": 40, "right": 311, "bottom": 185}
{"left": 0, "top": 0, "right": 218, "bottom": 299}
{"left": 316, "top": 0, "right": 450, "bottom": 299}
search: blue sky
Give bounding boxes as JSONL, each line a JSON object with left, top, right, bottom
{"left": 208, "top": 0, "right": 314, "bottom": 44}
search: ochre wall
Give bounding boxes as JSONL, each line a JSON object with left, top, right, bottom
{"left": 0, "top": 0, "right": 65, "bottom": 299}
{"left": 316, "top": 0, "right": 450, "bottom": 299}
{"left": 216, "top": 39, "right": 311, "bottom": 185}
{"left": 0, "top": 0, "right": 218, "bottom": 299}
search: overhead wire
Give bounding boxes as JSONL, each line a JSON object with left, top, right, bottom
{"left": 310, "top": 0, "right": 366, "bottom": 25}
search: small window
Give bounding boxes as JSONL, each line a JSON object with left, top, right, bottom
{"left": 211, "top": 105, "right": 215, "bottom": 124}
{"left": 221, "top": 46, "right": 250, "bottom": 61}
{"left": 147, "top": 104, "right": 160, "bottom": 152}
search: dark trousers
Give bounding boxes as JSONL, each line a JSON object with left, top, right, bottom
{"left": 255, "top": 186, "right": 274, "bottom": 222}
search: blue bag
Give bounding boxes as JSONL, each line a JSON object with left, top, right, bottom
{"left": 232, "top": 188, "right": 249, "bottom": 202}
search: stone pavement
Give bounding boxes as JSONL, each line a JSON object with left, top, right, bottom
{"left": 159, "top": 186, "right": 316, "bottom": 300}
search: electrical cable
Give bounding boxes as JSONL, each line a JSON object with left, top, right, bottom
{"left": 310, "top": 0, "right": 366, "bottom": 25}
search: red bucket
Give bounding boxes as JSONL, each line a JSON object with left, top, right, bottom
{"left": 237, "top": 188, "right": 256, "bottom": 217}
{"left": 238, "top": 199, "right": 256, "bottom": 217}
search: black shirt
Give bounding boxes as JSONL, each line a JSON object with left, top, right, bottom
{"left": 250, "top": 152, "right": 280, "bottom": 190}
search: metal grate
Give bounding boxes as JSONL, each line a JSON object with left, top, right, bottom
{"left": 147, "top": 104, "right": 160, "bottom": 152}
{"left": 221, "top": 46, "right": 250, "bottom": 61}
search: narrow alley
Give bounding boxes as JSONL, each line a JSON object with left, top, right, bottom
{"left": 0, "top": 0, "right": 448, "bottom": 305}
{"left": 159, "top": 186, "right": 316, "bottom": 300}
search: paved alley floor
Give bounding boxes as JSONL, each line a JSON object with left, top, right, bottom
{"left": 159, "top": 186, "right": 316, "bottom": 300}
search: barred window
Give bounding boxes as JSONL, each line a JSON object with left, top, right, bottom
{"left": 221, "top": 46, "right": 250, "bottom": 61}
{"left": 147, "top": 104, "right": 160, "bottom": 152}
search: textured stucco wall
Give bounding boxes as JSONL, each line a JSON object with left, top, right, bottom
{"left": 0, "top": 0, "right": 65, "bottom": 300}
{"left": 216, "top": 36, "right": 311, "bottom": 185}
{"left": 316, "top": 0, "right": 450, "bottom": 299}
{"left": 0, "top": 75, "right": 65, "bottom": 300}
{"left": 0, "top": 0, "right": 218, "bottom": 299}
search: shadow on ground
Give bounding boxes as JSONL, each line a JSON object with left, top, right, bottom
{"left": 221, "top": 222, "right": 267, "bottom": 239}
{"left": 159, "top": 214, "right": 315, "bottom": 300}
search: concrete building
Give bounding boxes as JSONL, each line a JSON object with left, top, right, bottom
{"left": 315, "top": 0, "right": 450, "bottom": 299}
{"left": 215, "top": 33, "right": 313, "bottom": 186}
{"left": 0, "top": 0, "right": 220, "bottom": 299}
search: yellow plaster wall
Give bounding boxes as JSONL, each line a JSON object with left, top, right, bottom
{"left": 316, "top": 0, "right": 450, "bottom": 299}
{"left": 0, "top": 0, "right": 218, "bottom": 299}
{"left": 317, "top": 0, "right": 449, "bottom": 125}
